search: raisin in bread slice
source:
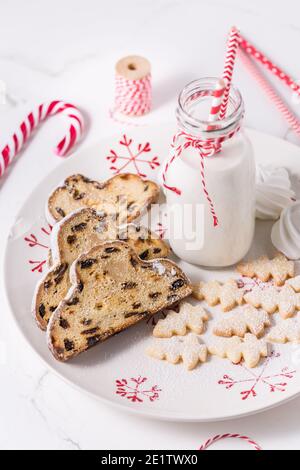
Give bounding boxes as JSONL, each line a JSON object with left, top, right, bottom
{"left": 33, "top": 208, "right": 170, "bottom": 330}
{"left": 47, "top": 241, "right": 192, "bottom": 361}
{"left": 46, "top": 173, "right": 159, "bottom": 225}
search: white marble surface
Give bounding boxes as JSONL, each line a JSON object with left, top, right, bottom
{"left": 1, "top": 0, "right": 300, "bottom": 450}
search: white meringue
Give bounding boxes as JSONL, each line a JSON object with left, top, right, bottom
{"left": 271, "top": 201, "right": 300, "bottom": 260}
{"left": 256, "top": 165, "right": 295, "bottom": 220}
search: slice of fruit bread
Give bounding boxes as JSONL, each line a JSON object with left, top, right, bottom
{"left": 33, "top": 208, "right": 170, "bottom": 330}
{"left": 46, "top": 173, "right": 160, "bottom": 224}
{"left": 47, "top": 241, "right": 192, "bottom": 361}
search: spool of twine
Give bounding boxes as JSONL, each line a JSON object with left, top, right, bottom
{"left": 114, "top": 55, "right": 152, "bottom": 116}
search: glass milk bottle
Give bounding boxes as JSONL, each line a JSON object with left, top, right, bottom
{"left": 163, "top": 78, "right": 256, "bottom": 267}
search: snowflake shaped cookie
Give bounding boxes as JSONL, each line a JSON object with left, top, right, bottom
{"left": 192, "top": 279, "right": 243, "bottom": 312}
{"left": 244, "top": 284, "right": 300, "bottom": 319}
{"left": 268, "top": 319, "right": 300, "bottom": 344}
{"left": 213, "top": 305, "right": 270, "bottom": 338}
{"left": 237, "top": 253, "right": 294, "bottom": 286}
{"left": 153, "top": 302, "right": 209, "bottom": 338}
{"left": 146, "top": 334, "right": 208, "bottom": 370}
{"left": 208, "top": 333, "right": 269, "bottom": 368}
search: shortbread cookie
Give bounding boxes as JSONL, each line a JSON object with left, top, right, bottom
{"left": 192, "top": 279, "right": 243, "bottom": 312}
{"left": 286, "top": 275, "right": 300, "bottom": 292}
{"left": 243, "top": 285, "right": 279, "bottom": 314}
{"left": 208, "top": 333, "right": 269, "bottom": 368}
{"left": 153, "top": 302, "right": 209, "bottom": 338}
{"left": 34, "top": 208, "right": 171, "bottom": 330}
{"left": 268, "top": 319, "right": 300, "bottom": 344}
{"left": 237, "top": 253, "right": 294, "bottom": 286}
{"left": 46, "top": 173, "right": 160, "bottom": 224}
{"left": 244, "top": 284, "right": 300, "bottom": 319}
{"left": 213, "top": 305, "right": 270, "bottom": 338}
{"left": 47, "top": 241, "right": 192, "bottom": 361}
{"left": 146, "top": 334, "right": 207, "bottom": 370}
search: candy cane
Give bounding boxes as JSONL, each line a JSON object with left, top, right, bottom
{"left": 0, "top": 100, "right": 84, "bottom": 178}
{"left": 199, "top": 433, "right": 262, "bottom": 451}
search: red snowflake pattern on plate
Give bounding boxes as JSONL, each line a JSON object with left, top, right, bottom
{"left": 218, "top": 352, "right": 296, "bottom": 400}
{"left": 24, "top": 223, "right": 52, "bottom": 274}
{"left": 106, "top": 134, "right": 160, "bottom": 178}
{"left": 115, "top": 376, "right": 161, "bottom": 403}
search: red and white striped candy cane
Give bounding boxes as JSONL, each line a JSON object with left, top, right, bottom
{"left": 239, "top": 50, "right": 300, "bottom": 135}
{"left": 199, "top": 433, "right": 262, "bottom": 451}
{"left": 0, "top": 100, "right": 84, "bottom": 178}
{"left": 219, "top": 26, "right": 241, "bottom": 119}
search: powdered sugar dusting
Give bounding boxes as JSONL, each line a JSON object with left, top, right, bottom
{"left": 214, "top": 305, "right": 270, "bottom": 338}
{"left": 268, "top": 318, "right": 300, "bottom": 343}
{"left": 152, "top": 260, "right": 166, "bottom": 275}
{"left": 208, "top": 333, "right": 268, "bottom": 368}
{"left": 153, "top": 302, "right": 209, "bottom": 337}
{"left": 146, "top": 334, "right": 208, "bottom": 370}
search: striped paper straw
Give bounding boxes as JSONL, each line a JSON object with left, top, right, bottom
{"left": 208, "top": 79, "right": 226, "bottom": 122}
{"left": 219, "top": 26, "right": 241, "bottom": 119}
{"left": 239, "top": 49, "right": 300, "bottom": 136}
{"left": 239, "top": 34, "right": 300, "bottom": 98}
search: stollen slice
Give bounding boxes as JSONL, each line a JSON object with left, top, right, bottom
{"left": 46, "top": 173, "right": 160, "bottom": 225}
{"left": 33, "top": 208, "right": 170, "bottom": 330}
{"left": 47, "top": 241, "right": 192, "bottom": 361}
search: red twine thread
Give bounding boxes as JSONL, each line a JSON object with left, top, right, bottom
{"left": 199, "top": 433, "right": 262, "bottom": 451}
{"left": 162, "top": 128, "right": 239, "bottom": 227}
{"left": 114, "top": 74, "right": 152, "bottom": 117}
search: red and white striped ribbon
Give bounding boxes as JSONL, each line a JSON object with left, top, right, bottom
{"left": 0, "top": 100, "right": 84, "bottom": 178}
{"left": 219, "top": 26, "right": 241, "bottom": 119}
{"left": 199, "top": 433, "right": 262, "bottom": 451}
{"left": 162, "top": 127, "right": 240, "bottom": 227}
{"left": 114, "top": 74, "right": 152, "bottom": 117}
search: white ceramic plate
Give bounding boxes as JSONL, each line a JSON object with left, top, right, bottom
{"left": 4, "top": 124, "right": 300, "bottom": 422}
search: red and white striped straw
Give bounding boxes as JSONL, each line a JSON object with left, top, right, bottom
{"left": 199, "top": 433, "right": 262, "bottom": 451}
{"left": 0, "top": 100, "right": 84, "bottom": 178}
{"left": 208, "top": 78, "right": 226, "bottom": 123}
{"left": 219, "top": 26, "right": 241, "bottom": 119}
{"left": 239, "top": 34, "right": 300, "bottom": 97}
{"left": 239, "top": 50, "right": 300, "bottom": 135}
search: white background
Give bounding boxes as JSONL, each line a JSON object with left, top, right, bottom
{"left": 1, "top": 0, "right": 300, "bottom": 450}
